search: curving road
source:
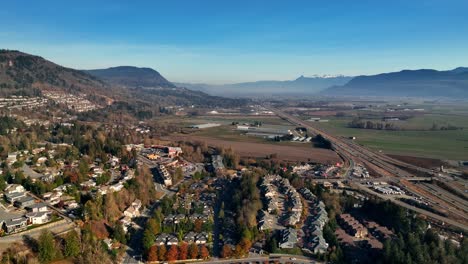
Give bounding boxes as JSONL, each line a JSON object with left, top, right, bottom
{"left": 268, "top": 106, "right": 468, "bottom": 232}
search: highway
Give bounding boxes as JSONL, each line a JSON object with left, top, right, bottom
{"left": 354, "top": 183, "right": 468, "bottom": 231}
{"left": 418, "top": 183, "right": 468, "bottom": 213}
{"left": 268, "top": 106, "right": 468, "bottom": 232}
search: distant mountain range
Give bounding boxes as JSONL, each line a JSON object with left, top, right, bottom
{"left": 322, "top": 68, "right": 468, "bottom": 98}
{"left": 2, "top": 49, "right": 467, "bottom": 101}
{"left": 176, "top": 75, "right": 353, "bottom": 96}
{"left": 85, "top": 66, "right": 176, "bottom": 88}
{"left": 178, "top": 68, "right": 468, "bottom": 98}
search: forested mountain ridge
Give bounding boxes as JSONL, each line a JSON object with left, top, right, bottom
{"left": 0, "top": 50, "right": 248, "bottom": 110}
{"left": 0, "top": 49, "right": 110, "bottom": 98}
{"left": 322, "top": 68, "right": 468, "bottom": 98}
{"left": 85, "top": 66, "right": 176, "bottom": 88}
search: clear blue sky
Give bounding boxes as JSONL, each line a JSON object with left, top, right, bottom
{"left": 2, "top": 0, "right": 468, "bottom": 84}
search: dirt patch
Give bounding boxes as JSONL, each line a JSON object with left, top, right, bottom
{"left": 388, "top": 154, "right": 446, "bottom": 169}
{"left": 170, "top": 135, "right": 341, "bottom": 164}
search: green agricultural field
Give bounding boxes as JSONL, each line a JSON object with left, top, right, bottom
{"left": 315, "top": 117, "right": 468, "bottom": 160}
{"left": 187, "top": 115, "right": 292, "bottom": 126}
{"left": 192, "top": 125, "right": 268, "bottom": 143}
{"left": 161, "top": 114, "right": 293, "bottom": 127}
{"left": 181, "top": 124, "right": 322, "bottom": 150}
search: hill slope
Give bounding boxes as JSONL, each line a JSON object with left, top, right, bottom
{"left": 322, "top": 68, "right": 468, "bottom": 98}
{"left": 0, "top": 50, "right": 247, "bottom": 110}
{"left": 177, "top": 75, "right": 352, "bottom": 97}
{"left": 0, "top": 49, "right": 109, "bottom": 97}
{"left": 86, "top": 66, "right": 246, "bottom": 107}
{"left": 86, "top": 66, "right": 176, "bottom": 88}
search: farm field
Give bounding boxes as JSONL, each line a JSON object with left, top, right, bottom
{"left": 190, "top": 125, "right": 299, "bottom": 143}
{"left": 314, "top": 116, "right": 468, "bottom": 160}
{"left": 162, "top": 114, "right": 292, "bottom": 127}
{"left": 170, "top": 135, "right": 341, "bottom": 164}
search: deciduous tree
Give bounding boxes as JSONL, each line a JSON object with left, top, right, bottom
{"left": 221, "top": 244, "right": 232, "bottom": 258}
{"left": 199, "top": 245, "right": 209, "bottom": 259}
{"left": 147, "top": 245, "right": 158, "bottom": 262}
{"left": 142, "top": 229, "right": 155, "bottom": 250}
{"left": 166, "top": 245, "right": 179, "bottom": 262}
{"left": 178, "top": 242, "right": 188, "bottom": 260}
{"left": 158, "top": 245, "right": 167, "bottom": 261}
{"left": 188, "top": 243, "right": 198, "bottom": 259}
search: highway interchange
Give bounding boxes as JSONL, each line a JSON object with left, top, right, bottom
{"left": 268, "top": 106, "right": 468, "bottom": 232}
{"left": 123, "top": 111, "right": 467, "bottom": 264}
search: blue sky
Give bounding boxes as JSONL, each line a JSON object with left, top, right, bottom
{"left": 2, "top": 0, "right": 468, "bottom": 84}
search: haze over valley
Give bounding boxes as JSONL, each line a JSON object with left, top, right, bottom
{"left": 1, "top": 1, "right": 468, "bottom": 264}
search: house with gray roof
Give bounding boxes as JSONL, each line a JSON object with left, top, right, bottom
{"left": 2, "top": 216, "right": 28, "bottom": 234}
{"left": 25, "top": 202, "right": 48, "bottom": 213}
{"left": 4, "top": 192, "right": 26, "bottom": 203}
{"left": 14, "top": 196, "right": 36, "bottom": 208}
{"left": 279, "top": 228, "right": 298, "bottom": 249}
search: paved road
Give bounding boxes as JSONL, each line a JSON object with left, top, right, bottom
{"left": 268, "top": 106, "right": 468, "bottom": 232}
{"left": 198, "top": 254, "right": 322, "bottom": 264}
{"left": 122, "top": 156, "right": 187, "bottom": 264}
{"left": 354, "top": 183, "right": 468, "bottom": 231}
{"left": 22, "top": 164, "right": 43, "bottom": 179}
{"left": 0, "top": 220, "right": 75, "bottom": 244}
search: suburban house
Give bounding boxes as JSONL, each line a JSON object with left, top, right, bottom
{"left": 119, "top": 216, "right": 132, "bottom": 232}
{"left": 194, "top": 233, "right": 208, "bottom": 244}
{"left": 311, "top": 236, "right": 329, "bottom": 254}
{"left": 109, "top": 182, "right": 124, "bottom": 192}
{"left": 338, "top": 214, "right": 369, "bottom": 238}
{"left": 4, "top": 184, "right": 25, "bottom": 194}
{"left": 167, "top": 235, "right": 179, "bottom": 245}
{"left": 6, "top": 152, "right": 18, "bottom": 165}
{"left": 5, "top": 192, "right": 26, "bottom": 203}
{"left": 123, "top": 199, "right": 142, "bottom": 218}
{"left": 183, "top": 231, "right": 197, "bottom": 243}
{"left": 25, "top": 202, "right": 49, "bottom": 212}
{"left": 25, "top": 211, "right": 51, "bottom": 225}
{"left": 14, "top": 196, "right": 36, "bottom": 208}
{"left": 154, "top": 235, "right": 167, "bottom": 246}
{"left": 279, "top": 228, "right": 298, "bottom": 249}
{"left": 2, "top": 217, "right": 28, "bottom": 234}
{"left": 123, "top": 206, "right": 139, "bottom": 219}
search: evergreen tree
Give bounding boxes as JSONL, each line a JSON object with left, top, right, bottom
{"left": 38, "top": 230, "right": 57, "bottom": 262}
{"left": 64, "top": 230, "right": 81, "bottom": 257}
{"left": 113, "top": 223, "right": 127, "bottom": 244}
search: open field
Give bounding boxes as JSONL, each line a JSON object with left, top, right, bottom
{"left": 170, "top": 135, "right": 341, "bottom": 164}
{"left": 318, "top": 119, "right": 468, "bottom": 160}
{"left": 161, "top": 114, "right": 292, "bottom": 127}
{"left": 388, "top": 155, "right": 447, "bottom": 169}
{"left": 313, "top": 117, "right": 468, "bottom": 160}
{"left": 188, "top": 124, "right": 299, "bottom": 143}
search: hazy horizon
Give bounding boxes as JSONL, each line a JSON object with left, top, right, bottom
{"left": 2, "top": 0, "right": 468, "bottom": 84}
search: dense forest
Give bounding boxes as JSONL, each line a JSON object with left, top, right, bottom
{"left": 362, "top": 199, "right": 468, "bottom": 264}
